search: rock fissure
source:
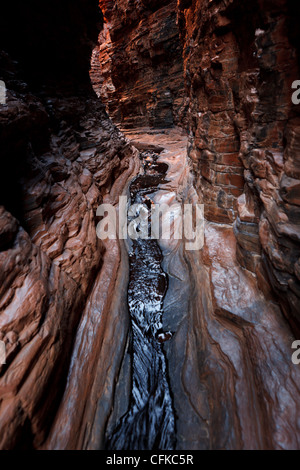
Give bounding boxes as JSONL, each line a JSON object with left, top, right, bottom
{"left": 0, "top": 0, "right": 299, "bottom": 451}
{"left": 106, "top": 150, "right": 176, "bottom": 450}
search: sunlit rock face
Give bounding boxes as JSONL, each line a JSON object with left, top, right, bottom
{"left": 177, "top": 0, "right": 300, "bottom": 335}
{"left": 91, "top": 0, "right": 187, "bottom": 128}
{"left": 0, "top": 0, "right": 139, "bottom": 449}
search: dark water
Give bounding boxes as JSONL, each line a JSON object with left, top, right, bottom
{"left": 106, "top": 151, "right": 176, "bottom": 450}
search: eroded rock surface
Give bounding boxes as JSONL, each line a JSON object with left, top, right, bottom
{"left": 178, "top": 0, "right": 300, "bottom": 334}
{"left": 0, "top": 0, "right": 299, "bottom": 451}
{"left": 91, "top": 0, "right": 187, "bottom": 128}
{"left": 0, "top": 0, "right": 139, "bottom": 449}
{"left": 104, "top": 128, "right": 299, "bottom": 450}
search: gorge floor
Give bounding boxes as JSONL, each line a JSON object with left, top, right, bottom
{"left": 106, "top": 149, "right": 176, "bottom": 450}
{"left": 105, "top": 128, "right": 300, "bottom": 450}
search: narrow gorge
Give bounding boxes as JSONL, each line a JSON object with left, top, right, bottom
{"left": 0, "top": 0, "right": 299, "bottom": 451}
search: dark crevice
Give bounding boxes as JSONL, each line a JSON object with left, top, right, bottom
{"left": 106, "top": 151, "right": 176, "bottom": 450}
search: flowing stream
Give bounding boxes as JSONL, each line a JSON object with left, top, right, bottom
{"left": 106, "top": 150, "right": 176, "bottom": 450}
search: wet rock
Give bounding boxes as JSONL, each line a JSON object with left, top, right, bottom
{"left": 0, "top": 0, "right": 299, "bottom": 453}
{"left": 106, "top": 149, "right": 175, "bottom": 451}
{"left": 157, "top": 331, "right": 173, "bottom": 344}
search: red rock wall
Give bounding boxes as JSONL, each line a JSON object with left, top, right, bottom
{"left": 91, "top": 0, "right": 187, "bottom": 128}
{"left": 92, "top": 0, "right": 300, "bottom": 334}
{"left": 0, "top": 0, "right": 299, "bottom": 451}
{"left": 178, "top": 0, "right": 300, "bottom": 334}
{"left": 0, "top": 0, "right": 137, "bottom": 449}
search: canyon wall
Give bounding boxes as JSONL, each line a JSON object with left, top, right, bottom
{"left": 92, "top": 0, "right": 300, "bottom": 450}
{"left": 93, "top": 0, "right": 300, "bottom": 335}
{"left": 91, "top": 0, "right": 187, "bottom": 128}
{"left": 0, "top": 0, "right": 299, "bottom": 451}
{"left": 0, "top": 0, "right": 138, "bottom": 449}
{"left": 177, "top": 0, "right": 300, "bottom": 335}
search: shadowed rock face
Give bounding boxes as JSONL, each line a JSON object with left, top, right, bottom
{"left": 0, "top": 0, "right": 139, "bottom": 449}
{"left": 177, "top": 0, "right": 300, "bottom": 335}
{"left": 0, "top": 0, "right": 299, "bottom": 451}
{"left": 90, "top": 0, "right": 187, "bottom": 128}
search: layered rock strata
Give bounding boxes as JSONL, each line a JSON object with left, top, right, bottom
{"left": 0, "top": 0, "right": 299, "bottom": 451}
{"left": 177, "top": 0, "right": 300, "bottom": 334}
{"left": 114, "top": 128, "right": 300, "bottom": 450}
{"left": 91, "top": 0, "right": 187, "bottom": 128}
